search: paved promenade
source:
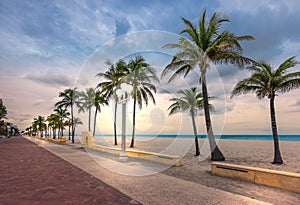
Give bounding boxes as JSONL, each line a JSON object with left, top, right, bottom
{"left": 1, "top": 136, "right": 272, "bottom": 205}
{"left": 0, "top": 136, "right": 140, "bottom": 205}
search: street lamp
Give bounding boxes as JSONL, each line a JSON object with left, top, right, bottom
{"left": 115, "top": 82, "right": 133, "bottom": 162}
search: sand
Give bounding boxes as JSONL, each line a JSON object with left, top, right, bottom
{"left": 91, "top": 136, "right": 300, "bottom": 204}
{"left": 94, "top": 136, "right": 300, "bottom": 173}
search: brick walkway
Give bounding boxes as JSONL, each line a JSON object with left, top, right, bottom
{"left": 0, "top": 136, "right": 141, "bottom": 205}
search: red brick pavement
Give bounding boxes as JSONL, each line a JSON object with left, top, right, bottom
{"left": 0, "top": 136, "right": 141, "bottom": 205}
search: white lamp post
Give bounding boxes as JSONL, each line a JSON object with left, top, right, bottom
{"left": 116, "top": 82, "right": 133, "bottom": 162}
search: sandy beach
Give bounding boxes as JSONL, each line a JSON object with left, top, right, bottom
{"left": 91, "top": 136, "right": 300, "bottom": 204}
{"left": 94, "top": 136, "right": 300, "bottom": 173}
{"left": 164, "top": 139, "right": 300, "bottom": 204}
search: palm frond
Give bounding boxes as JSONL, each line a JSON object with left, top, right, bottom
{"left": 180, "top": 17, "right": 200, "bottom": 46}
{"left": 275, "top": 56, "right": 298, "bottom": 76}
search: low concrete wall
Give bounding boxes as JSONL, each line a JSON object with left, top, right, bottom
{"left": 211, "top": 162, "right": 300, "bottom": 193}
{"left": 81, "top": 132, "right": 180, "bottom": 167}
{"left": 48, "top": 136, "right": 66, "bottom": 144}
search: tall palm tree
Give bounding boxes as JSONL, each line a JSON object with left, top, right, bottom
{"left": 29, "top": 126, "right": 33, "bottom": 136}
{"left": 78, "top": 88, "right": 95, "bottom": 132}
{"left": 96, "top": 60, "right": 128, "bottom": 145}
{"left": 126, "top": 56, "right": 160, "bottom": 148}
{"left": 92, "top": 90, "right": 108, "bottom": 136}
{"left": 55, "top": 88, "right": 79, "bottom": 143}
{"left": 0, "top": 99, "right": 7, "bottom": 121}
{"left": 72, "top": 117, "right": 83, "bottom": 138}
{"left": 162, "top": 10, "right": 255, "bottom": 161}
{"left": 54, "top": 108, "right": 70, "bottom": 138}
{"left": 33, "top": 116, "right": 45, "bottom": 137}
{"left": 168, "top": 88, "right": 213, "bottom": 156}
{"left": 32, "top": 120, "right": 38, "bottom": 136}
{"left": 47, "top": 114, "right": 60, "bottom": 139}
{"left": 64, "top": 119, "right": 72, "bottom": 140}
{"left": 231, "top": 56, "right": 300, "bottom": 164}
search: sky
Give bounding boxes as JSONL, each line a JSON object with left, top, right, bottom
{"left": 0, "top": 0, "right": 299, "bottom": 135}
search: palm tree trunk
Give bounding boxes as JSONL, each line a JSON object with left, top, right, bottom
{"left": 71, "top": 104, "right": 74, "bottom": 143}
{"left": 68, "top": 126, "right": 71, "bottom": 140}
{"left": 270, "top": 97, "right": 283, "bottom": 164}
{"left": 114, "top": 101, "right": 118, "bottom": 145}
{"left": 53, "top": 128, "right": 56, "bottom": 139}
{"left": 61, "top": 118, "right": 64, "bottom": 137}
{"left": 88, "top": 107, "right": 91, "bottom": 132}
{"left": 201, "top": 74, "right": 225, "bottom": 161}
{"left": 130, "top": 95, "right": 137, "bottom": 148}
{"left": 93, "top": 109, "right": 98, "bottom": 136}
{"left": 72, "top": 126, "right": 76, "bottom": 139}
{"left": 191, "top": 110, "right": 200, "bottom": 156}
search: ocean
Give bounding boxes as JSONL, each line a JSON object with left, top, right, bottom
{"left": 96, "top": 134, "right": 300, "bottom": 141}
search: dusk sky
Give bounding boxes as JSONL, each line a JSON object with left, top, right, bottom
{"left": 1, "top": 0, "right": 299, "bottom": 135}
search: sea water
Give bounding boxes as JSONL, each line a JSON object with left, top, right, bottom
{"left": 95, "top": 134, "right": 300, "bottom": 141}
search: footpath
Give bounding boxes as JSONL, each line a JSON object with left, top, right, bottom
{"left": 0, "top": 136, "right": 140, "bottom": 205}
{"left": 0, "top": 136, "right": 271, "bottom": 205}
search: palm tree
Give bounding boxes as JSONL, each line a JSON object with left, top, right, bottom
{"left": 0, "top": 99, "right": 7, "bottom": 121}
{"left": 64, "top": 119, "right": 72, "bottom": 140}
{"left": 168, "top": 88, "right": 213, "bottom": 156}
{"left": 72, "top": 117, "right": 83, "bottom": 138}
{"left": 96, "top": 60, "right": 128, "bottom": 145}
{"left": 55, "top": 88, "right": 79, "bottom": 143}
{"left": 32, "top": 120, "right": 38, "bottom": 136}
{"left": 47, "top": 114, "right": 60, "bottom": 139}
{"left": 54, "top": 108, "right": 70, "bottom": 138}
{"left": 92, "top": 90, "right": 108, "bottom": 136}
{"left": 26, "top": 126, "right": 33, "bottom": 136}
{"left": 126, "top": 56, "right": 160, "bottom": 148}
{"left": 33, "top": 116, "right": 45, "bottom": 137}
{"left": 78, "top": 88, "right": 95, "bottom": 132}
{"left": 231, "top": 56, "right": 300, "bottom": 164}
{"left": 162, "top": 10, "right": 255, "bottom": 161}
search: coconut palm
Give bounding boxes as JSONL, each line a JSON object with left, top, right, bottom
{"left": 92, "top": 90, "right": 108, "bottom": 136}
{"left": 231, "top": 56, "right": 300, "bottom": 164}
{"left": 72, "top": 117, "right": 83, "bottom": 138}
{"left": 162, "top": 10, "right": 255, "bottom": 161}
{"left": 55, "top": 88, "right": 79, "bottom": 143}
{"left": 78, "top": 88, "right": 95, "bottom": 132}
{"left": 47, "top": 114, "right": 60, "bottom": 139}
{"left": 25, "top": 126, "right": 33, "bottom": 136}
{"left": 168, "top": 88, "right": 213, "bottom": 156}
{"left": 0, "top": 99, "right": 7, "bottom": 120}
{"left": 96, "top": 60, "right": 128, "bottom": 145}
{"left": 54, "top": 108, "right": 70, "bottom": 138}
{"left": 64, "top": 119, "right": 72, "bottom": 140}
{"left": 126, "top": 56, "right": 160, "bottom": 148}
{"left": 33, "top": 116, "right": 45, "bottom": 137}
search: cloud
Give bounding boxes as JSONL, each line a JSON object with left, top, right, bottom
{"left": 225, "top": 102, "right": 235, "bottom": 112}
{"left": 32, "top": 99, "right": 45, "bottom": 106}
{"left": 221, "top": 2, "right": 300, "bottom": 62}
{"left": 114, "top": 17, "right": 131, "bottom": 37}
{"left": 7, "top": 113, "right": 33, "bottom": 125}
{"left": 26, "top": 70, "right": 74, "bottom": 87}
